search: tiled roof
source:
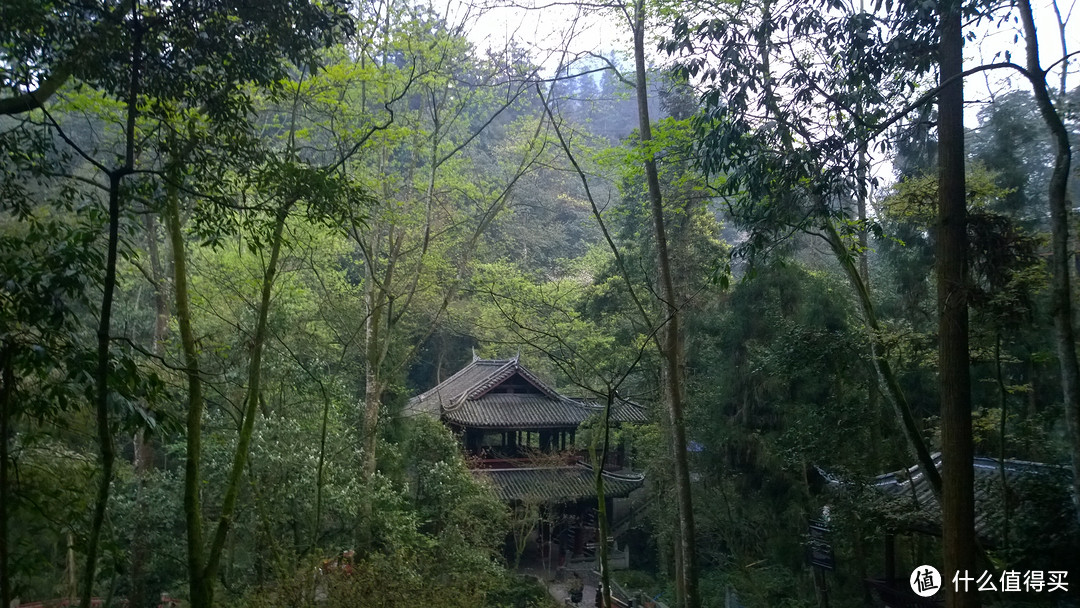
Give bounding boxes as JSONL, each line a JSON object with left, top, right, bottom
{"left": 405, "top": 357, "right": 649, "bottom": 428}
{"left": 411, "top": 359, "right": 520, "bottom": 408}
{"left": 402, "top": 359, "right": 513, "bottom": 418}
{"left": 568, "top": 397, "right": 649, "bottom": 424}
{"left": 860, "top": 453, "right": 1070, "bottom": 544}
{"left": 444, "top": 393, "right": 591, "bottom": 428}
{"left": 466, "top": 361, "right": 562, "bottom": 401}
{"left": 474, "top": 465, "right": 645, "bottom": 503}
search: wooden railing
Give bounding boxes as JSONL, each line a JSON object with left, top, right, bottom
{"left": 470, "top": 454, "right": 580, "bottom": 469}
{"left": 468, "top": 452, "right": 638, "bottom": 470}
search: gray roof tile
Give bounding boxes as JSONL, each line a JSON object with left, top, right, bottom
{"left": 863, "top": 453, "right": 1071, "bottom": 544}
{"left": 474, "top": 465, "right": 644, "bottom": 502}
{"left": 406, "top": 358, "right": 648, "bottom": 427}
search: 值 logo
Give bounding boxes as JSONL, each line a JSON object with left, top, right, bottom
{"left": 910, "top": 565, "right": 942, "bottom": 597}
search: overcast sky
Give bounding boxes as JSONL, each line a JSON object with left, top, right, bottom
{"left": 455, "top": 0, "right": 1078, "bottom": 112}
{"left": 448, "top": 0, "right": 1076, "bottom": 191}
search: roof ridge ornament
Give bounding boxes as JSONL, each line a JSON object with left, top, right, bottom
{"left": 464, "top": 359, "right": 520, "bottom": 400}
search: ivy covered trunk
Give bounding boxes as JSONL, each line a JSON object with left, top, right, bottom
{"left": 170, "top": 161, "right": 293, "bottom": 606}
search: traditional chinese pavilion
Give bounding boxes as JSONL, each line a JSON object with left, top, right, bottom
{"left": 405, "top": 356, "right": 648, "bottom": 567}
{"left": 824, "top": 454, "right": 1077, "bottom": 607}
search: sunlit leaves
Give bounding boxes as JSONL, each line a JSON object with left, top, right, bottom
{"left": 661, "top": 0, "right": 949, "bottom": 262}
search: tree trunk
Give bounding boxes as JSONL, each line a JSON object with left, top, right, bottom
{"left": 314, "top": 385, "right": 332, "bottom": 550}
{"left": 631, "top": 2, "right": 699, "bottom": 606}
{"left": 857, "top": 121, "right": 883, "bottom": 470}
{"left": 165, "top": 169, "right": 211, "bottom": 608}
{"left": 762, "top": 0, "right": 943, "bottom": 499}
{"left": 1051, "top": 0, "right": 1070, "bottom": 96}
{"left": 361, "top": 297, "right": 382, "bottom": 484}
{"left": 824, "top": 224, "right": 943, "bottom": 497}
{"left": 201, "top": 205, "right": 291, "bottom": 603}
{"left": 937, "top": 2, "right": 978, "bottom": 605}
{"left": 995, "top": 335, "right": 1011, "bottom": 549}
{"left": 593, "top": 393, "right": 615, "bottom": 608}
{"left": 82, "top": 10, "right": 141, "bottom": 602}
{"left": 170, "top": 157, "right": 292, "bottom": 607}
{"left": 359, "top": 253, "right": 386, "bottom": 549}
{"left": 1017, "top": 0, "right": 1080, "bottom": 526}
{"left": 81, "top": 171, "right": 122, "bottom": 608}
{"left": 130, "top": 213, "right": 167, "bottom": 608}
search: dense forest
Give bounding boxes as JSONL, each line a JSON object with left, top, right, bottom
{"left": 2, "top": 0, "right": 1079, "bottom": 607}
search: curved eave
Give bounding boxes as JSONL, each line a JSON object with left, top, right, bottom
{"left": 474, "top": 465, "right": 645, "bottom": 503}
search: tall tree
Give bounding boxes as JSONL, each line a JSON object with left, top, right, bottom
{"left": 936, "top": 0, "right": 978, "bottom": 606}
{"left": 3, "top": 2, "right": 354, "bottom": 603}
{"left": 1, "top": 5, "right": 151, "bottom": 602}
{"left": 662, "top": 0, "right": 952, "bottom": 497}
{"left": 626, "top": 1, "right": 700, "bottom": 605}
{"left": 337, "top": 9, "right": 545, "bottom": 548}
{"left": 0, "top": 125, "right": 110, "bottom": 608}
{"left": 1016, "top": 0, "right": 1080, "bottom": 524}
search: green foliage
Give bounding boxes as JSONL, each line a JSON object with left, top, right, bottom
{"left": 880, "top": 162, "right": 1051, "bottom": 425}
{"left": 403, "top": 416, "right": 507, "bottom": 548}
{"left": 238, "top": 545, "right": 505, "bottom": 608}
{"left": 612, "top": 569, "right": 659, "bottom": 595}
{"left": 699, "top": 565, "right": 817, "bottom": 608}
{"left": 1, "top": 0, "right": 354, "bottom": 116}
{"left": 5, "top": 439, "right": 97, "bottom": 599}
{"left": 680, "top": 259, "right": 902, "bottom": 606}
{"left": 230, "top": 418, "right": 509, "bottom": 608}
{"left": 979, "top": 470, "right": 1080, "bottom": 572}
{"left": 109, "top": 462, "right": 188, "bottom": 601}
{"left": 470, "top": 260, "right": 653, "bottom": 391}
{"left": 483, "top": 574, "right": 560, "bottom": 608}
{"left": 0, "top": 125, "right": 104, "bottom": 420}
{"left": 6, "top": 1, "right": 1080, "bottom": 607}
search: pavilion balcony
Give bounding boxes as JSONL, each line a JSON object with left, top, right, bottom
{"left": 467, "top": 448, "right": 636, "bottom": 471}
{"left": 470, "top": 452, "right": 581, "bottom": 469}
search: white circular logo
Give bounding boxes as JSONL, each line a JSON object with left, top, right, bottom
{"left": 910, "top": 565, "right": 942, "bottom": 597}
